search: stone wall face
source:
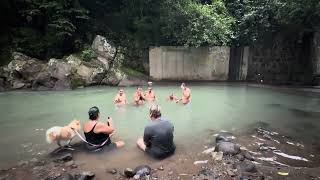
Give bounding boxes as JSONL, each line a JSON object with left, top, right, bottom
{"left": 149, "top": 46, "right": 230, "bottom": 80}
{"left": 312, "top": 32, "right": 320, "bottom": 76}
{"left": 247, "top": 33, "right": 312, "bottom": 84}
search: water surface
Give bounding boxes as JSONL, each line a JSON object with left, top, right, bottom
{"left": 0, "top": 84, "right": 319, "bottom": 169}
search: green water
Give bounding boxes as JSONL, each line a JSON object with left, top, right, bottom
{"left": 0, "top": 84, "right": 319, "bottom": 169}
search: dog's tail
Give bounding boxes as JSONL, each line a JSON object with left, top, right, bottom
{"left": 46, "top": 127, "right": 61, "bottom": 144}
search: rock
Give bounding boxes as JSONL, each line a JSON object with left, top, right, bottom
{"left": 215, "top": 135, "right": 229, "bottom": 143}
{"left": 158, "top": 166, "right": 164, "bottom": 171}
{"left": 8, "top": 56, "right": 46, "bottom": 81}
{"left": 134, "top": 165, "right": 152, "bottom": 179}
{"left": 66, "top": 55, "right": 82, "bottom": 67}
{"left": 118, "top": 75, "right": 146, "bottom": 87}
{"left": 258, "top": 144, "right": 272, "bottom": 151}
{"left": 55, "top": 173, "right": 74, "bottom": 180}
{"left": 54, "top": 79, "right": 72, "bottom": 90}
{"left": 196, "top": 169, "right": 218, "bottom": 180}
{"left": 216, "top": 142, "right": 240, "bottom": 155}
{"left": 211, "top": 151, "right": 223, "bottom": 161}
{"left": 202, "top": 147, "right": 216, "bottom": 154}
{"left": 88, "top": 67, "right": 106, "bottom": 85}
{"left": 124, "top": 168, "right": 136, "bottom": 178}
{"left": 237, "top": 161, "right": 257, "bottom": 173}
{"left": 76, "top": 65, "right": 94, "bottom": 83}
{"left": 48, "top": 58, "right": 71, "bottom": 80}
{"left": 243, "top": 151, "right": 255, "bottom": 161}
{"left": 100, "top": 68, "right": 123, "bottom": 86}
{"left": 240, "top": 176, "right": 250, "bottom": 180}
{"left": 57, "top": 153, "right": 73, "bottom": 162}
{"left": 12, "top": 81, "right": 25, "bottom": 89}
{"left": 92, "top": 35, "right": 116, "bottom": 69}
{"left": 236, "top": 154, "right": 245, "bottom": 161}
{"left": 12, "top": 52, "right": 31, "bottom": 61}
{"left": 107, "top": 169, "right": 117, "bottom": 175}
{"left": 77, "top": 171, "right": 95, "bottom": 180}
{"left": 227, "top": 169, "right": 237, "bottom": 177}
{"left": 32, "top": 71, "right": 55, "bottom": 89}
{"left": 65, "top": 160, "right": 74, "bottom": 167}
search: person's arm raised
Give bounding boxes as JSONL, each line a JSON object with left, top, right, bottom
{"left": 95, "top": 118, "right": 114, "bottom": 134}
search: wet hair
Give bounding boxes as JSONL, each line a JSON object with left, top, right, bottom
{"left": 149, "top": 104, "right": 161, "bottom": 119}
{"left": 88, "top": 106, "right": 99, "bottom": 120}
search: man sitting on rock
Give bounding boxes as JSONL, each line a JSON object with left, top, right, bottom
{"left": 136, "top": 104, "right": 176, "bottom": 159}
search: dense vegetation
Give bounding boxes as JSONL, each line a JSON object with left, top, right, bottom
{"left": 1, "top": 0, "right": 320, "bottom": 69}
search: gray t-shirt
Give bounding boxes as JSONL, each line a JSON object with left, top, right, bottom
{"left": 143, "top": 118, "right": 175, "bottom": 158}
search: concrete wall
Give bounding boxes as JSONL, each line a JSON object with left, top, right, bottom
{"left": 312, "top": 32, "right": 320, "bottom": 76}
{"left": 149, "top": 46, "right": 229, "bottom": 80}
{"left": 246, "top": 32, "right": 314, "bottom": 84}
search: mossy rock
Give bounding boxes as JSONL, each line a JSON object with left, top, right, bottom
{"left": 70, "top": 74, "right": 86, "bottom": 89}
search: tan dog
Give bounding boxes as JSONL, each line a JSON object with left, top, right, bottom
{"left": 46, "top": 119, "right": 81, "bottom": 147}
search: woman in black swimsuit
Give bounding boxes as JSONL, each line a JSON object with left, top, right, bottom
{"left": 83, "top": 106, "right": 125, "bottom": 151}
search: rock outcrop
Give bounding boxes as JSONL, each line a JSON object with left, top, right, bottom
{"left": 0, "top": 35, "right": 148, "bottom": 91}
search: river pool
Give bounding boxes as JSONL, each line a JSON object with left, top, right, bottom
{"left": 0, "top": 84, "right": 319, "bottom": 169}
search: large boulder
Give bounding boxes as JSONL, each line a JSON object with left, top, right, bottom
{"left": 0, "top": 77, "right": 5, "bottom": 91}
{"left": 118, "top": 74, "right": 147, "bottom": 87}
{"left": 91, "top": 35, "right": 116, "bottom": 69}
{"left": 7, "top": 54, "right": 46, "bottom": 82}
{"left": 66, "top": 54, "right": 82, "bottom": 68}
{"left": 12, "top": 81, "right": 25, "bottom": 89}
{"left": 89, "top": 67, "right": 106, "bottom": 85}
{"left": 101, "top": 68, "right": 124, "bottom": 86}
{"left": 12, "top": 52, "right": 30, "bottom": 61}
{"left": 215, "top": 135, "right": 240, "bottom": 155}
{"left": 48, "top": 58, "right": 72, "bottom": 80}
{"left": 216, "top": 141, "right": 240, "bottom": 155}
{"left": 76, "top": 65, "right": 94, "bottom": 83}
{"left": 32, "top": 71, "right": 56, "bottom": 90}
{"left": 53, "top": 79, "right": 72, "bottom": 90}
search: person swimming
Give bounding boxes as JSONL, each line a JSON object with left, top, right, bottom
{"left": 144, "top": 87, "right": 156, "bottom": 102}
{"left": 167, "top": 93, "right": 178, "bottom": 101}
{"left": 114, "top": 88, "right": 127, "bottom": 106}
{"left": 133, "top": 86, "right": 145, "bottom": 105}
{"left": 176, "top": 83, "right": 191, "bottom": 105}
{"left": 83, "top": 106, "right": 125, "bottom": 151}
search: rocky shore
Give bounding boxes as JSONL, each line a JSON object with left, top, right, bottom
{"left": 0, "top": 35, "right": 148, "bottom": 92}
{"left": 1, "top": 122, "right": 319, "bottom": 180}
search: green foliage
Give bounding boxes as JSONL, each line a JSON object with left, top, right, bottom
{"left": 121, "top": 67, "right": 145, "bottom": 77}
{"left": 160, "top": 0, "right": 234, "bottom": 46}
{"left": 2, "top": 0, "right": 320, "bottom": 65}
{"left": 81, "top": 48, "right": 96, "bottom": 62}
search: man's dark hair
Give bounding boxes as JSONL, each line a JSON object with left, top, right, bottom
{"left": 88, "top": 106, "right": 99, "bottom": 120}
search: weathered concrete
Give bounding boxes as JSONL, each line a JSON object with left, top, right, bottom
{"left": 312, "top": 32, "right": 320, "bottom": 76}
{"left": 149, "top": 46, "right": 229, "bottom": 80}
{"left": 246, "top": 32, "right": 313, "bottom": 84}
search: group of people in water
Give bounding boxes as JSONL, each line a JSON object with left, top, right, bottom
{"left": 83, "top": 82, "right": 191, "bottom": 159}
{"left": 114, "top": 82, "right": 191, "bottom": 106}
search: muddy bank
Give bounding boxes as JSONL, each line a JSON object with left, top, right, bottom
{"left": 1, "top": 122, "right": 320, "bottom": 180}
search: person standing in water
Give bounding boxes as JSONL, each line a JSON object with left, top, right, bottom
{"left": 136, "top": 104, "right": 175, "bottom": 159}
{"left": 114, "top": 88, "right": 127, "bottom": 106}
{"left": 83, "top": 106, "right": 125, "bottom": 151}
{"left": 133, "top": 86, "right": 145, "bottom": 105}
{"left": 144, "top": 87, "right": 156, "bottom": 102}
{"left": 176, "top": 83, "right": 191, "bottom": 105}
